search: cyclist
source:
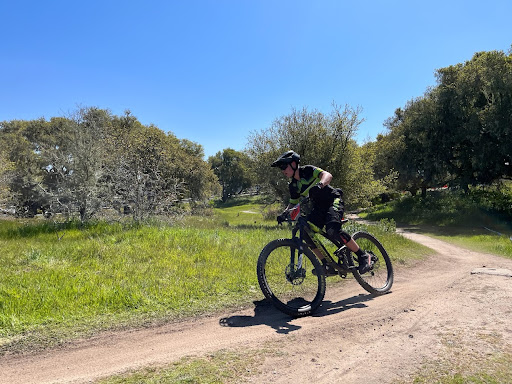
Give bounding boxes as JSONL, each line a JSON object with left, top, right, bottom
{"left": 271, "top": 150, "right": 372, "bottom": 276}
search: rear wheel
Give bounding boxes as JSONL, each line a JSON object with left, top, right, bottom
{"left": 257, "top": 238, "right": 326, "bottom": 317}
{"left": 351, "top": 231, "right": 393, "bottom": 295}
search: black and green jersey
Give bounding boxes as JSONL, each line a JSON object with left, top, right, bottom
{"left": 289, "top": 165, "right": 339, "bottom": 206}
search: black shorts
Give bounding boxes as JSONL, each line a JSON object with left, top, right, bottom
{"left": 307, "top": 202, "right": 344, "bottom": 228}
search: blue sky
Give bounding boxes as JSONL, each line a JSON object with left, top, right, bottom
{"left": 1, "top": 1, "right": 511, "bottom": 159}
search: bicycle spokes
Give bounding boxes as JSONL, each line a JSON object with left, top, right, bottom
{"left": 285, "top": 263, "right": 306, "bottom": 285}
{"left": 352, "top": 232, "right": 394, "bottom": 294}
{"left": 256, "top": 239, "right": 326, "bottom": 317}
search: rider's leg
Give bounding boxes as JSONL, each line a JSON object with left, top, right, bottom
{"left": 312, "top": 248, "right": 324, "bottom": 260}
{"left": 305, "top": 208, "right": 327, "bottom": 262}
{"left": 327, "top": 225, "right": 372, "bottom": 273}
{"left": 311, "top": 248, "right": 337, "bottom": 276}
{"left": 325, "top": 208, "right": 372, "bottom": 274}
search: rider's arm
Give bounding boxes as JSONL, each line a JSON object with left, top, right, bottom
{"left": 316, "top": 171, "right": 332, "bottom": 188}
{"left": 301, "top": 169, "right": 333, "bottom": 196}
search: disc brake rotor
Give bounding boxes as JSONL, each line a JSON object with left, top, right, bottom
{"left": 285, "top": 264, "right": 306, "bottom": 285}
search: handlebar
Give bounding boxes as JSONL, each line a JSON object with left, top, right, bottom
{"left": 277, "top": 197, "right": 310, "bottom": 224}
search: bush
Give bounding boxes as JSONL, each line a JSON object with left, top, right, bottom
{"left": 262, "top": 203, "right": 282, "bottom": 221}
{"left": 470, "top": 188, "right": 512, "bottom": 217}
{"left": 364, "top": 187, "right": 512, "bottom": 227}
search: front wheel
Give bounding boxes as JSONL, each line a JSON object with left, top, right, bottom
{"left": 257, "top": 239, "right": 326, "bottom": 317}
{"left": 352, "top": 231, "right": 394, "bottom": 295}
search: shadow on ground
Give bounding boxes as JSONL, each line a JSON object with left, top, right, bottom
{"left": 219, "top": 294, "right": 374, "bottom": 334}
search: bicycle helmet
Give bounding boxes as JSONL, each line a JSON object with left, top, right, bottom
{"left": 270, "top": 150, "right": 300, "bottom": 168}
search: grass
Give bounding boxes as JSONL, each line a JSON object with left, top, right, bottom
{"left": 361, "top": 189, "right": 512, "bottom": 259}
{"left": 0, "top": 219, "right": 285, "bottom": 352}
{"left": 3, "top": 192, "right": 510, "bottom": 383}
{"left": 425, "top": 229, "right": 512, "bottom": 259}
{"left": 396, "top": 331, "right": 512, "bottom": 384}
{"left": 411, "top": 352, "right": 512, "bottom": 384}
{"left": 98, "top": 348, "right": 265, "bottom": 384}
{"left": 0, "top": 195, "right": 427, "bottom": 354}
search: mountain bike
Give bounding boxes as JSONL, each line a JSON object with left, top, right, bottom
{"left": 256, "top": 198, "right": 394, "bottom": 317}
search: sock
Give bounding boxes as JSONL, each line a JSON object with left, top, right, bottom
{"left": 355, "top": 249, "right": 365, "bottom": 257}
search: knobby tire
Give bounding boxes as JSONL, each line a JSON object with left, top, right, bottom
{"left": 257, "top": 238, "right": 326, "bottom": 317}
{"left": 351, "top": 231, "right": 394, "bottom": 295}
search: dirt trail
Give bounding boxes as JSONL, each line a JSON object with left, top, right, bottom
{"left": 1, "top": 231, "right": 511, "bottom": 384}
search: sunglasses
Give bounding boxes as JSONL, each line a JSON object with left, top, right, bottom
{"left": 279, "top": 164, "right": 289, "bottom": 170}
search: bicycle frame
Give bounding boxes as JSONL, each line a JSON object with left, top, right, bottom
{"left": 258, "top": 197, "right": 393, "bottom": 317}
{"left": 288, "top": 199, "right": 357, "bottom": 278}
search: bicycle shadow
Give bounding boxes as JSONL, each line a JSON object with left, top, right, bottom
{"left": 219, "top": 294, "right": 374, "bottom": 333}
{"left": 312, "top": 293, "right": 374, "bottom": 317}
{"left": 219, "top": 299, "right": 301, "bottom": 334}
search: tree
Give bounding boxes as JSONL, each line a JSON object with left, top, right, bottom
{"left": 0, "top": 146, "right": 14, "bottom": 206}
{"left": 0, "top": 108, "right": 220, "bottom": 220}
{"left": 171, "top": 137, "right": 220, "bottom": 204}
{"left": 107, "top": 111, "right": 220, "bottom": 219}
{"left": 434, "top": 50, "right": 512, "bottom": 187}
{"left": 37, "top": 107, "right": 112, "bottom": 221}
{"left": 0, "top": 119, "right": 48, "bottom": 216}
{"left": 108, "top": 124, "right": 183, "bottom": 220}
{"left": 375, "top": 48, "right": 512, "bottom": 194}
{"left": 246, "top": 103, "right": 382, "bottom": 207}
{"left": 208, "top": 148, "right": 251, "bottom": 201}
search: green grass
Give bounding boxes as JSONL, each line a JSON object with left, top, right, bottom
{"left": 0, "top": 219, "right": 285, "bottom": 352}
{"left": 184, "top": 195, "right": 278, "bottom": 229}
{"left": 99, "top": 348, "right": 265, "bottom": 384}
{"left": 0, "top": 195, "right": 428, "bottom": 354}
{"left": 362, "top": 189, "right": 512, "bottom": 259}
{"left": 397, "top": 331, "right": 512, "bottom": 384}
{"left": 422, "top": 229, "right": 512, "bottom": 259}
{"left": 403, "top": 352, "right": 512, "bottom": 384}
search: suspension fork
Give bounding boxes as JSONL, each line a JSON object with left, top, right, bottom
{"left": 290, "top": 219, "right": 307, "bottom": 270}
